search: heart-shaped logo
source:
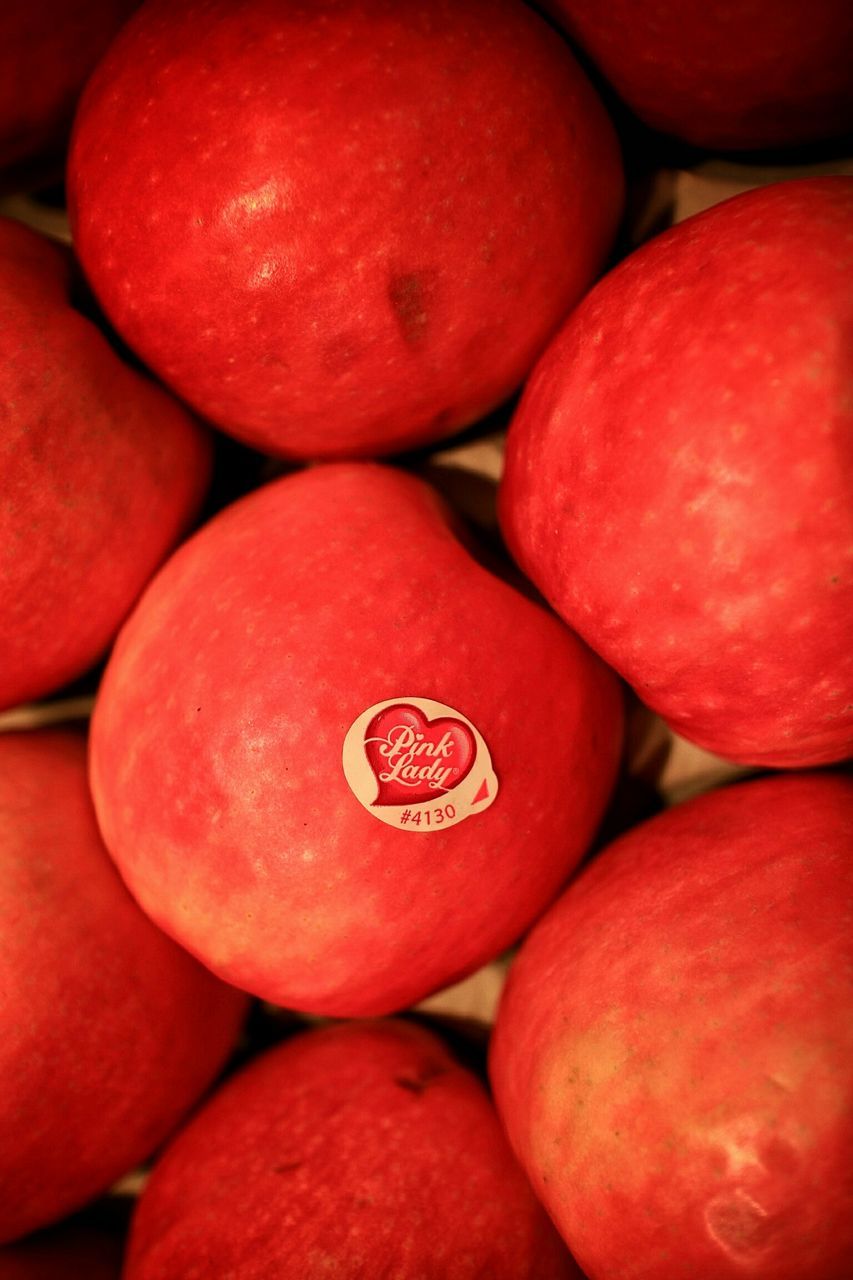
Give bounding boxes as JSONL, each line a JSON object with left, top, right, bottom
{"left": 363, "top": 703, "right": 476, "bottom": 806}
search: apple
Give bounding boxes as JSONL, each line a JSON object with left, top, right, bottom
{"left": 68, "top": 0, "right": 623, "bottom": 459}
{"left": 0, "top": 1, "right": 139, "bottom": 183}
{"left": 89, "top": 462, "right": 623, "bottom": 1016}
{"left": 0, "top": 1218, "right": 122, "bottom": 1279}
{"left": 125, "top": 1018, "right": 581, "bottom": 1278}
{"left": 490, "top": 771, "right": 853, "bottom": 1280}
{"left": 500, "top": 178, "right": 853, "bottom": 768}
{"left": 0, "top": 729, "right": 247, "bottom": 1244}
{"left": 544, "top": 0, "right": 853, "bottom": 149}
{"left": 0, "top": 217, "right": 211, "bottom": 712}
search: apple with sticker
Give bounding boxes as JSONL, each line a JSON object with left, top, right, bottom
{"left": 89, "top": 462, "right": 623, "bottom": 1016}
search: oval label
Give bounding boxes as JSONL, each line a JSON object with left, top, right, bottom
{"left": 342, "top": 696, "right": 498, "bottom": 832}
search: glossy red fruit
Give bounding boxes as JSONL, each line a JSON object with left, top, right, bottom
{"left": 500, "top": 178, "right": 853, "bottom": 768}
{"left": 545, "top": 0, "right": 853, "bottom": 149}
{"left": 90, "top": 463, "right": 623, "bottom": 1016}
{"left": 0, "top": 1, "right": 139, "bottom": 178}
{"left": 0, "top": 730, "right": 247, "bottom": 1244}
{"left": 0, "top": 218, "right": 210, "bottom": 712}
{"left": 491, "top": 772, "right": 853, "bottom": 1280}
{"left": 126, "top": 1019, "right": 581, "bottom": 1278}
{"left": 68, "top": 0, "right": 623, "bottom": 459}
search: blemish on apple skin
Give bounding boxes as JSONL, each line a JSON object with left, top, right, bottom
{"left": 705, "top": 1189, "right": 778, "bottom": 1257}
{"left": 393, "top": 1062, "right": 449, "bottom": 1095}
{"left": 395, "top": 1076, "right": 425, "bottom": 1094}
{"left": 388, "top": 272, "right": 432, "bottom": 346}
{"left": 272, "top": 1161, "right": 303, "bottom": 1174}
{"left": 429, "top": 406, "right": 456, "bottom": 435}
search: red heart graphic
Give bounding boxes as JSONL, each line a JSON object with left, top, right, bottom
{"left": 363, "top": 704, "right": 476, "bottom": 806}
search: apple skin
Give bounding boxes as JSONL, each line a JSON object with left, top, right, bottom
{"left": 0, "top": 1219, "right": 122, "bottom": 1280}
{"left": 544, "top": 0, "right": 853, "bottom": 149}
{"left": 0, "top": 1, "right": 139, "bottom": 180}
{"left": 125, "top": 1018, "right": 581, "bottom": 1279}
{"left": 90, "top": 462, "right": 624, "bottom": 1016}
{"left": 68, "top": 0, "right": 623, "bottom": 459}
{"left": 0, "top": 730, "right": 248, "bottom": 1245}
{"left": 490, "top": 772, "right": 853, "bottom": 1280}
{"left": 0, "top": 217, "right": 211, "bottom": 712}
{"left": 500, "top": 178, "right": 853, "bottom": 768}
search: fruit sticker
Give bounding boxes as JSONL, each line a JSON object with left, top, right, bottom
{"left": 342, "top": 697, "right": 498, "bottom": 832}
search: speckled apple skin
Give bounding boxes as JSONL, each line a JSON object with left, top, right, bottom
{"left": 126, "top": 1019, "right": 581, "bottom": 1279}
{"left": 68, "top": 0, "right": 623, "bottom": 460}
{"left": 544, "top": 0, "right": 853, "bottom": 149}
{"left": 90, "top": 463, "right": 624, "bottom": 1016}
{"left": 490, "top": 772, "right": 853, "bottom": 1280}
{"left": 0, "top": 218, "right": 210, "bottom": 711}
{"left": 500, "top": 179, "right": 853, "bottom": 767}
{"left": 0, "top": 730, "right": 247, "bottom": 1245}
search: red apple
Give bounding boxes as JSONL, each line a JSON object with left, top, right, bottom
{"left": 0, "top": 1, "right": 139, "bottom": 181}
{"left": 125, "top": 1018, "right": 581, "bottom": 1278}
{"left": 544, "top": 0, "right": 853, "bottom": 149}
{"left": 0, "top": 1218, "right": 122, "bottom": 1279}
{"left": 68, "top": 0, "right": 623, "bottom": 459}
{"left": 490, "top": 772, "right": 853, "bottom": 1280}
{"left": 0, "top": 217, "right": 210, "bottom": 711}
{"left": 90, "top": 462, "right": 623, "bottom": 1015}
{"left": 500, "top": 178, "right": 853, "bottom": 767}
{"left": 0, "top": 729, "right": 247, "bottom": 1244}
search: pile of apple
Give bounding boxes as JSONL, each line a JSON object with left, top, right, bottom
{"left": 1, "top": 1, "right": 851, "bottom": 1277}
